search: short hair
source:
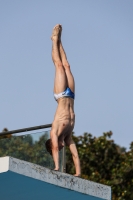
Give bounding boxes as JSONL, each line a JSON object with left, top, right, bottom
{"left": 45, "top": 139, "right": 52, "bottom": 155}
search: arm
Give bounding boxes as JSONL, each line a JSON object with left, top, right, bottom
{"left": 65, "top": 137, "right": 81, "bottom": 176}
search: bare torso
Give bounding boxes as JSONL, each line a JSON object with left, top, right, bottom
{"left": 52, "top": 97, "right": 75, "bottom": 139}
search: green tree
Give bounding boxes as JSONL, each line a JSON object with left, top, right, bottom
{"left": 66, "top": 132, "right": 133, "bottom": 200}
{"left": 1, "top": 131, "right": 133, "bottom": 199}
{"left": 0, "top": 133, "right": 54, "bottom": 169}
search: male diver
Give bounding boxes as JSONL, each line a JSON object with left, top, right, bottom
{"left": 45, "top": 24, "right": 81, "bottom": 176}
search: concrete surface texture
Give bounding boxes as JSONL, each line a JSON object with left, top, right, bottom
{"left": 0, "top": 157, "right": 111, "bottom": 200}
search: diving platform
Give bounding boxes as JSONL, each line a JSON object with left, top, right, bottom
{"left": 0, "top": 156, "right": 111, "bottom": 200}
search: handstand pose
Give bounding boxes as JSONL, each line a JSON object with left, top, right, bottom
{"left": 46, "top": 24, "right": 81, "bottom": 176}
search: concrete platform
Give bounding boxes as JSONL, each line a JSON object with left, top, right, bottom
{"left": 0, "top": 157, "right": 111, "bottom": 200}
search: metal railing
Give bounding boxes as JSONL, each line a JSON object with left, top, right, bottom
{"left": 0, "top": 124, "right": 52, "bottom": 136}
{"left": 0, "top": 124, "right": 66, "bottom": 173}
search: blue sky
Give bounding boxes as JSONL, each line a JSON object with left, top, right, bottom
{"left": 0, "top": 0, "right": 133, "bottom": 149}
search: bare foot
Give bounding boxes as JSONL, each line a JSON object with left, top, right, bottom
{"left": 51, "top": 24, "right": 62, "bottom": 41}
{"left": 74, "top": 174, "right": 81, "bottom": 177}
{"left": 54, "top": 168, "right": 59, "bottom": 171}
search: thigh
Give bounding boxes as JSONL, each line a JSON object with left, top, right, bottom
{"left": 64, "top": 66, "right": 75, "bottom": 93}
{"left": 54, "top": 65, "right": 68, "bottom": 94}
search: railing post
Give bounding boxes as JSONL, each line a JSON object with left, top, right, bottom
{"left": 61, "top": 146, "right": 66, "bottom": 173}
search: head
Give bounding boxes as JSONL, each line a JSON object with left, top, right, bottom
{"left": 45, "top": 139, "right": 64, "bottom": 155}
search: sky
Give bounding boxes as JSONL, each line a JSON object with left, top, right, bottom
{"left": 0, "top": 0, "right": 133, "bottom": 149}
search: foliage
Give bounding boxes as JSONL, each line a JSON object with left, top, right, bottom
{"left": 0, "top": 128, "right": 11, "bottom": 140}
{"left": 0, "top": 133, "right": 54, "bottom": 169}
{"left": 0, "top": 130, "right": 133, "bottom": 199}
{"left": 66, "top": 132, "right": 133, "bottom": 200}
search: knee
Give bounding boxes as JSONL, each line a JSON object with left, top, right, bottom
{"left": 63, "top": 63, "right": 70, "bottom": 71}
{"left": 55, "top": 61, "right": 63, "bottom": 69}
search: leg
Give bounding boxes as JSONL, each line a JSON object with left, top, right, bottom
{"left": 59, "top": 37, "right": 75, "bottom": 93}
{"left": 58, "top": 27, "right": 79, "bottom": 174}
{"left": 51, "top": 25, "right": 68, "bottom": 170}
{"left": 65, "top": 135, "right": 81, "bottom": 176}
{"left": 51, "top": 25, "right": 67, "bottom": 94}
